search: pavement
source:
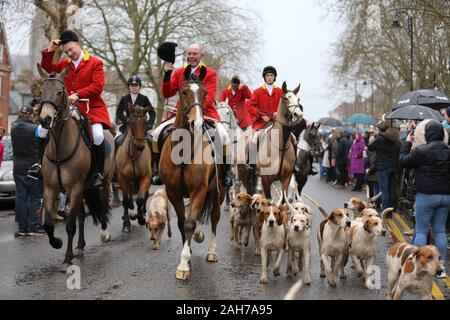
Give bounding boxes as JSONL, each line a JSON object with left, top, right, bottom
{"left": 0, "top": 172, "right": 448, "bottom": 300}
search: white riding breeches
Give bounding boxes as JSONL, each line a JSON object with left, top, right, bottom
{"left": 37, "top": 123, "right": 104, "bottom": 145}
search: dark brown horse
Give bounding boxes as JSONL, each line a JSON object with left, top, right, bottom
{"left": 159, "top": 66, "right": 226, "bottom": 280}
{"left": 115, "top": 104, "right": 152, "bottom": 232}
{"left": 37, "top": 64, "right": 114, "bottom": 271}
{"left": 238, "top": 82, "right": 303, "bottom": 199}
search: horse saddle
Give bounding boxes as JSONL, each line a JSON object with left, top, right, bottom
{"left": 114, "top": 125, "right": 153, "bottom": 150}
{"left": 157, "top": 123, "right": 174, "bottom": 152}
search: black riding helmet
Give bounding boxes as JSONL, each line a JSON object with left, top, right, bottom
{"left": 262, "top": 66, "right": 277, "bottom": 79}
{"left": 128, "top": 75, "right": 142, "bottom": 86}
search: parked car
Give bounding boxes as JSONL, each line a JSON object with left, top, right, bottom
{"left": 0, "top": 136, "right": 15, "bottom": 202}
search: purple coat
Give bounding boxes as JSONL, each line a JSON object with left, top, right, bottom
{"left": 349, "top": 135, "right": 366, "bottom": 174}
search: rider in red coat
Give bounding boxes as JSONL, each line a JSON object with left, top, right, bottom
{"left": 220, "top": 76, "right": 252, "bottom": 130}
{"left": 246, "top": 66, "right": 283, "bottom": 131}
{"left": 30, "top": 30, "right": 110, "bottom": 188}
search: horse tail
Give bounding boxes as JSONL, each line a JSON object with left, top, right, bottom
{"left": 85, "top": 189, "right": 101, "bottom": 225}
{"left": 200, "top": 189, "right": 216, "bottom": 225}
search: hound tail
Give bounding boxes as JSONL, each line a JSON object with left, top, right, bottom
{"left": 303, "top": 194, "right": 329, "bottom": 219}
{"left": 284, "top": 280, "right": 304, "bottom": 300}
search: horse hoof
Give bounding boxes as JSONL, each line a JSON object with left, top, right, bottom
{"left": 137, "top": 216, "right": 146, "bottom": 226}
{"left": 100, "top": 230, "right": 111, "bottom": 242}
{"left": 50, "top": 237, "right": 63, "bottom": 249}
{"left": 193, "top": 232, "right": 204, "bottom": 243}
{"left": 60, "top": 262, "right": 71, "bottom": 273}
{"left": 206, "top": 253, "right": 218, "bottom": 263}
{"left": 176, "top": 270, "right": 190, "bottom": 280}
{"left": 122, "top": 225, "right": 131, "bottom": 233}
{"left": 73, "top": 248, "right": 84, "bottom": 257}
{"left": 153, "top": 243, "right": 160, "bottom": 250}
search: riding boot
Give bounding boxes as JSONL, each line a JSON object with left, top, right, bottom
{"left": 89, "top": 141, "right": 105, "bottom": 188}
{"left": 151, "top": 152, "right": 163, "bottom": 185}
{"left": 222, "top": 163, "right": 233, "bottom": 188}
{"left": 27, "top": 138, "right": 47, "bottom": 180}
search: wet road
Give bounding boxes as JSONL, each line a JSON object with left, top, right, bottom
{"left": 0, "top": 173, "right": 446, "bottom": 300}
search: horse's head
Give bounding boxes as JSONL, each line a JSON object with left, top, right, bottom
{"left": 129, "top": 103, "right": 149, "bottom": 151}
{"left": 216, "top": 98, "right": 233, "bottom": 128}
{"left": 280, "top": 82, "right": 303, "bottom": 126}
{"left": 305, "top": 122, "right": 323, "bottom": 153}
{"left": 36, "top": 63, "right": 70, "bottom": 129}
{"left": 178, "top": 65, "right": 207, "bottom": 133}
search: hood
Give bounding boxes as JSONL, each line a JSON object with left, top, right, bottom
{"left": 414, "top": 119, "right": 447, "bottom": 146}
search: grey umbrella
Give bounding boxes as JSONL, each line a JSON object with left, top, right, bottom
{"left": 317, "top": 117, "right": 343, "bottom": 127}
{"left": 393, "top": 90, "right": 450, "bottom": 110}
{"left": 386, "top": 104, "right": 444, "bottom": 121}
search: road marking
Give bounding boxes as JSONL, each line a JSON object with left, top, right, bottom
{"left": 443, "top": 276, "right": 450, "bottom": 289}
{"left": 393, "top": 212, "right": 413, "bottom": 235}
{"left": 386, "top": 218, "right": 445, "bottom": 300}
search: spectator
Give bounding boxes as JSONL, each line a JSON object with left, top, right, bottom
{"left": 0, "top": 126, "right": 5, "bottom": 169}
{"left": 443, "top": 106, "right": 450, "bottom": 143}
{"left": 322, "top": 137, "right": 331, "bottom": 182}
{"left": 366, "top": 134, "right": 380, "bottom": 208}
{"left": 334, "top": 129, "right": 349, "bottom": 189}
{"left": 400, "top": 119, "right": 450, "bottom": 278}
{"left": 11, "top": 106, "right": 44, "bottom": 237}
{"left": 368, "top": 121, "right": 400, "bottom": 210}
{"left": 349, "top": 132, "right": 366, "bottom": 191}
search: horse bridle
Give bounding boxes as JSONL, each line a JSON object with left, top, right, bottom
{"left": 216, "top": 104, "right": 238, "bottom": 128}
{"left": 39, "top": 77, "right": 70, "bottom": 126}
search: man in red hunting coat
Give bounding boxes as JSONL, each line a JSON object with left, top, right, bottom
{"left": 29, "top": 30, "right": 111, "bottom": 188}
{"left": 220, "top": 75, "right": 252, "bottom": 130}
{"left": 152, "top": 43, "right": 233, "bottom": 187}
{"left": 246, "top": 66, "right": 283, "bottom": 131}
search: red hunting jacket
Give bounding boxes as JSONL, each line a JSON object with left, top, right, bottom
{"left": 40, "top": 49, "right": 111, "bottom": 128}
{"left": 246, "top": 84, "right": 283, "bottom": 130}
{"left": 220, "top": 84, "right": 252, "bottom": 129}
{"left": 162, "top": 64, "right": 220, "bottom": 123}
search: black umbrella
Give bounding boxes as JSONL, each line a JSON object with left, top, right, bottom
{"left": 386, "top": 104, "right": 444, "bottom": 121}
{"left": 393, "top": 89, "right": 450, "bottom": 111}
{"left": 317, "top": 117, "right": 343, "bottom": 127}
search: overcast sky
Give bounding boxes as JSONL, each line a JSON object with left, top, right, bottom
{"left": 234, "top": 0, "right": 344, "bottom": 121}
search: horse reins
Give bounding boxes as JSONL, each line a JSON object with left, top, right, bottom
{"left": 40, "top": 77, "right": 82, "bottom": 193}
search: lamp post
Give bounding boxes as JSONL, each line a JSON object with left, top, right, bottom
{"left": 391, "top": 13, "right": 414, "bottom": 92}
{"left": 363, "top": 80, "right": 374, "bottom": 117}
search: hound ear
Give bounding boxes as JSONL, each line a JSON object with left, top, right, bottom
{"left": 293, "top": 84, "right": 301, "bottom": 95}
{"left": 184, "top": 66, "right": 192, "bottom": 81}
{"left": 198, "top": 66, "right": 207, "bottom": 81}
{"left": 282, "top": 81, "right": 287, "bottom": 94}
{"left": 37, "top": 63, "right": 49, "bottom": 79}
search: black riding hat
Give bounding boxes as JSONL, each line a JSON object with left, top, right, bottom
{"left": 262, "top": 66, "right": 277, "bottom": 78}
{"left": 60, "top": 30, "right": 79, "bottom": 45}
{"left": 128, "top": 75, "right": 142, "bottom": 86}
{"left": 157, "top": 42, "right": 177, "bottom": 64}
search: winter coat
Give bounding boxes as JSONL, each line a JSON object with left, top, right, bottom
{"left": 349, "top": 135, "right": 366, "bottom": 174}
{"left": 367, "top": 127, "right": 400, "bottom": 170}
{"left": 11, "top": 118, "right": 39, "bottom": 175}
{"left": 220, "top": 85, "right": 252, "bottom": 129}
{"left": 246, "top": 84, "right": 283, "bottom": 131}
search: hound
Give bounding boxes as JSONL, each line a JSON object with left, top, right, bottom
{"left": 230, "top": 192, "right": 253, "bottom": 250}
{"left": 146, "top": 189, "right": 171, "bottom": 250}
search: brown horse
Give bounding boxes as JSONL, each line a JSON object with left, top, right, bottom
{"left": 37, "top": 64, "right": 114, "bottom": 270}
{"left": 159, "top": 66, "right": 226, "bottom": 280}
{"left": 238, "top": 82, "right": 303, "bottom": 199}
{"left": 115, "top": 103, "right": 152, "bottom": 232}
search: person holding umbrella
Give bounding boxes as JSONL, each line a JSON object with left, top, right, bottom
{"left": 400, "top": 119, "right": 450, "bottom": 278}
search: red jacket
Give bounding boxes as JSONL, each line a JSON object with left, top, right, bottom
{"left": 162, "top": 64, "right": 220, "bottom": 123}
{"left": 246, "top": 84, "right": 283, "bottom": 130}
{"left": 40, "top": 49, "right": 111, "bottom": 128}
{"left": 220, "top": 85, "right": 252, "bottom": 129}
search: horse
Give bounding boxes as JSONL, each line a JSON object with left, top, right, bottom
{"left": 237, "top": 82, "right": 303, "bottom": 199}
{"left": 159, "top": 65, "right": 226, "bottom": 280}
{"left": 293, "top": 122, "right": 322, "bottom": 195}
{"left": 37, "top": 64, "right": 114, "bottom": 270}
{"left": 115, "top": 103, "right": 152, "bottom": 233}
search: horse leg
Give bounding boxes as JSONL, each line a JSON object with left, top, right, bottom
{"left": 118, "top": 173, "right": 131, "bottom": 233}
{"left": 62, "top": 185, "right": 83, "bottom": 271}
{"left": 136, "top": 175, "right": 151, "bottom": 226}
{"left": 99, "top": 185, "right": 111, "bottom": 243}
{"left": 43, "top": 188, "right": 63, "bottom": 249}
{"left": 166, "top": 189, "right": 186, "bottom": 244}
{"left": 74, "top": 204, "right": 86, "bottom": 258}
{"left": 295, "top": 173, "right": 308, "bottom": 196}
{"left": 261, "top": 177, "right": 272, "bottom": 200}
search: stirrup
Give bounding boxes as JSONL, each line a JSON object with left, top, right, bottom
{"left": 152, "top": 172, "right": 163, "bottom": 185}
{"left": 88, "top": 173, "right": 104, "bottom": 188}
{"left": 27, "top": 163, "right": 42, "bottom": 180}
{"left": 222, "top": 171, "right": 233, "bottom": 188}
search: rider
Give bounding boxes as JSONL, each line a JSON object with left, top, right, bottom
{"left": 220, "top": 76, "right": 252, "bottom": 130}
{"left": 245, "top": 66, "right": 283, "bottom": 171}
{"left": 151, "top": 43, "right": 233, "bottom": 188}
{"left": 116, "top": 75, "right": 155, "bottom": 137}
{"left": 28, "top": 30, "right": 111, "bottom": 188}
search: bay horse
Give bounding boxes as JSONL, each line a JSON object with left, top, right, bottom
{"left": 37, "top": 64, "right": 114, "bottom": 270}
{"left": 115, "top": 103, "right": 152, "bottom": 232}
{"left": 238, "top": 82, "right": 303, "bottom": 199}
{"left": 294, "top": 122, "right": 322, "bottom": 195}
{"left": 159, "top": 66, "right": 226, "bottom": 280}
